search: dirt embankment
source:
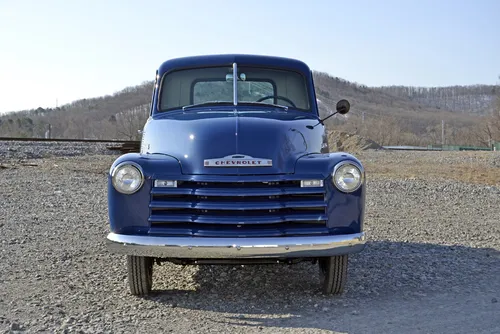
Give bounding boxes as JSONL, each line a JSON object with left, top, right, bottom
{"left": 327, "top": 130, "right": 382, "bottom": 153}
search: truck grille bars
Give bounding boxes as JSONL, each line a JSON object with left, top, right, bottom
{"left": 148, "top": 178, "right": 328, "bottom": 237}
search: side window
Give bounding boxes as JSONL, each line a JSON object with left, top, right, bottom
{"left": 150, "top": 70, "right": 158, "bottom": 115}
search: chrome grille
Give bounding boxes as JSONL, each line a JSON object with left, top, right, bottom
{"left": 149, "top": 179, "right": 327, "bottom": 237}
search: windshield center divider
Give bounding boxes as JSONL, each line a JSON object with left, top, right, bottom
{"left": 233, "top": 62, "right": 237, "bottom": 106}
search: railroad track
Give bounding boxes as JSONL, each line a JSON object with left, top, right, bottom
{"left": 0, "top": 137, "right": 141, "bottom": 153}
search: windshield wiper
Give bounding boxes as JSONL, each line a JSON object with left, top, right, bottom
{"left": 237, "top": 101, "right": 289, "bottom": 111}
{"left": 182, "top": 101, "right": 289, "bottom": 111}
{"left": 182, "top": 101, "right": 232, "bottom": 111}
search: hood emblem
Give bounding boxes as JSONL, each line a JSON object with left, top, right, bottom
{"left": 204, "top": 155, "right": 272, "bottom": 167}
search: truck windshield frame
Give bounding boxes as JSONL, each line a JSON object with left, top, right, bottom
{"left": 157, "top": 63, "right": 312, "bottom": 112}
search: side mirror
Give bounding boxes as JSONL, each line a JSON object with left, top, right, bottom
{"left": 336, "top": 99, "right": 350, "bottom": 115}
{"left": 306, "top": 98, "right": 351, "bottom": 129}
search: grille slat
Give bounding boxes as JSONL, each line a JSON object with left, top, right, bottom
{"left": 149, "top": 213, "right": 327, "bottom": 224}
{"left": 148, "top": 224, "right": 330, "bottom": 237}
{"left": 149, "top": 199, "right": 326, "bottom": 211}
{"left": 150, "top": 186, "right": 324, "bottom": 197}
{"left": 149, "top": 179, "right": 327, "bottom": 236}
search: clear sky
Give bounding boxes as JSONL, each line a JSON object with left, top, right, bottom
{"left": 0, "top": 0, "right": 499, "bottom": 113}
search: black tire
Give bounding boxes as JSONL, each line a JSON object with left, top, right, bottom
{"left": 127, "top": 255, "right": 153, "bottom": 296}
{"left": 318, "top": 255, "right": 348, "bottom": 295}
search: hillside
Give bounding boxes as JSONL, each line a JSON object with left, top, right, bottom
{"left": 372, "top": 85, "right": 496, "bottom": 114}
{"left": 0, "top": 72, "right": 498, "bottom": 146}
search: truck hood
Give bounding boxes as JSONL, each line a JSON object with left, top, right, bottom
{"left": 141, "top": 111, "right": 325, "bottom": 175}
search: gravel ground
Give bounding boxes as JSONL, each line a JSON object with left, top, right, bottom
{"left": 0, "top": 143, "right": 499, "bottom": 333}
{"left": 0, "top": 141, "right": 118, "bottom": 160}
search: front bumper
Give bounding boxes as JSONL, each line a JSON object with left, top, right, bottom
{"left": 106, "top": 232, "right": 366, "bottom": 258}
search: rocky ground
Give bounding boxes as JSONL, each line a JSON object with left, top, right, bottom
{"left": 0, "top": 142, "right": 499, "bottom": 333}
{"left": 0, "top": 141, "right": 117, "bottom": 161}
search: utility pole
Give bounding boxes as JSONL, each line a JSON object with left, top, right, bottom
{"left": 45, "top": 124, "right": 52, "bottom": 139}
{"left": 362, "top": 112, "right": 365, "bottom": 124}
{"left": 441, "top": 120, "right": 445, "bottom": 146}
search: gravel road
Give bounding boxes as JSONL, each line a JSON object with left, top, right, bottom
{"left": 1, "top": 143, "right": 499, "bottom": 333}
{"left": 0, "top": 141, "right": 117, "bottom": 160}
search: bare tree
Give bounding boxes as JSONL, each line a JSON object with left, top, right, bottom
{"left": 114, "top": 104, "right": 149, "bottom": 140}
{"left": 473, "top": 76, "right": 500, "bottom": 147}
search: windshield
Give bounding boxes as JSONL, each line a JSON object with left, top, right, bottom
{"left": 159, "top": 65, "right": 311, "bottom": 111}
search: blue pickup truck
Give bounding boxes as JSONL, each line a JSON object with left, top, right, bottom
{"left": 106, "top": 54, "right": 366, "bottom": 296}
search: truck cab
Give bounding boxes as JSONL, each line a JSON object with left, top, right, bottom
{"left": 106, "top": 54, "right": 366, "bottom": 295}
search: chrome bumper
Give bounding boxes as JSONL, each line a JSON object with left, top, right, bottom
{"left": 106, "top": 232, "right": 366, "bottom": 258}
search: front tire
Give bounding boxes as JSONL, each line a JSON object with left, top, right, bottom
{"left": 127, "top": 255, "right": 153, "bottom": 296}
{"left": 318, "top": 255, "right": 348, "bottom": 295}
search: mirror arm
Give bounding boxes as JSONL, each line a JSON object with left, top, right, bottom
{"left": 306, "top": 99, "right": 349, "bottom": 130}
{"left": 306, "top": 111, "right": 339, "bottom": 129}
{"left": 319, "top": 111, "right": 339, "bottom": 124}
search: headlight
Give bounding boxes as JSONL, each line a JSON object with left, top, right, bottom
{"left": 332, "top": 161, "right": 363, "bottom": 193}
{"left": 111, "top": 162, "right": 144, "bottom": 194}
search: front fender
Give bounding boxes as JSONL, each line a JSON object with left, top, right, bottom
{"left": 295, "top": 152, "right": 366, "bottom": 234}
{"left": 109, "top": 152, "right": 182, "bottom": 176}
{"left": 294, "top": 152, "right": 364, "bottom": 178}
{"left": 108, "top": 153, "right": 181, "bottom": 235}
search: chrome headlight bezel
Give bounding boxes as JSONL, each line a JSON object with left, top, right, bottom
{"left": 111, "top": 161, "right": 145, "bottom": 195}
{"left": 332, "top": 161, "right": 364, "bottom": 193}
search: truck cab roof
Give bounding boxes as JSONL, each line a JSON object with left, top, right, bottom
{"left": 157, "top": 54, "right": 313, "bottom": 76}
